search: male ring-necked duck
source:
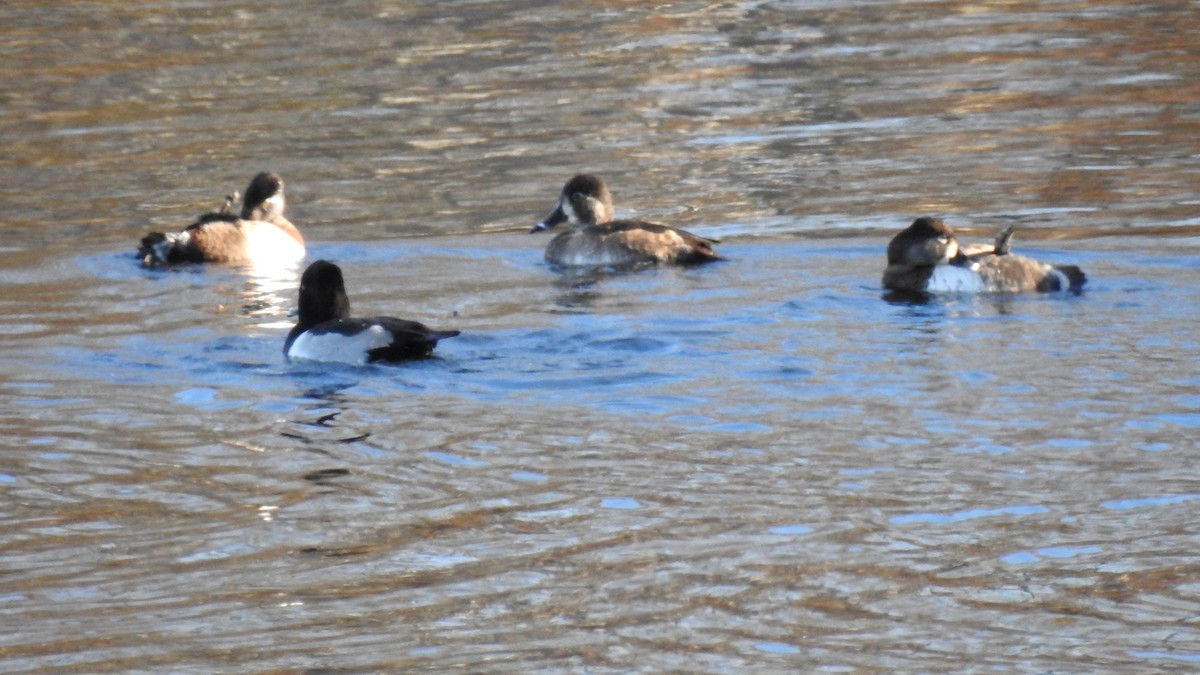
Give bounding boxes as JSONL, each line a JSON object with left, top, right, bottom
{"left": 882, "top": 216, "right": 1086, "bottom": 294}
{"left": 531, "top": 174, "right": 720, "bottom": 267}
{"left": 139, "top": 172, "right": 305, "bottom": 267}
{"left": 284, "top": 260, "right": 459, "bottom": 365}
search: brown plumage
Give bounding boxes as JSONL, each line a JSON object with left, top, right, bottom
{"left": 883, "top": 216, "right": 1086, "bottom": 294}
{"left": 138, "top": 172, "right": 305, "bottom": 266}
{"left": 531, "top": 174, "right": 720, "bottom": 267}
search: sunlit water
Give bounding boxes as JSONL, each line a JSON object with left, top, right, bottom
{"left": 2, "top": 1, "right": 1200, "bottom": 672}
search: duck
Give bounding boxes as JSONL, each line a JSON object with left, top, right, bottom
{"left": 882, "top": 216, "right": 1086, "bottom": 294}
{"left": 530, "top": 174, "right": 720, "bottom": 267}
{"left": 139, "top": 172, "right": 305, "bottom": 267}
{"left": 284, "top": 260, "right": 459, "bottom": 365}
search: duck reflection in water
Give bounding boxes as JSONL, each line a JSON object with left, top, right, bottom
{"left": 281, "top": 383, "right": 371, "bottom": 449}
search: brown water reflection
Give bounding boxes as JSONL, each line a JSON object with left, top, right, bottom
{"left": 2, "top": 0, "right": 1200, "bottom": 672}
{"left": 3, "top": 1, "right": 1198, "bottom": 243}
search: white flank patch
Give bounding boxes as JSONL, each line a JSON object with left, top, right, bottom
{"left": 243, "top": 224, "right": 305, "bottom": 268}
{"left": 926, "top": 265, "right": 988, "bottom": 293}
{"left": 561, "top": 252, "right": 604, "bottom": 266}
{"left": 1049, "top": 268, "right": 1070, "bottom": 291}
{"left": 287, "top": 324, "right": 391, "bottom": 365}
{"left": 555, "top": 246, "right": 634, "bottom": 268}
{"left": 154, "top": 231, "right": 187, "bottom": 262}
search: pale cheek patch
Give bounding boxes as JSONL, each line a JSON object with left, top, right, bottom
{"left": 583, "top": 196, "right": 608, "bottom": 223}
{"left": 943, "top": 239, "right": 959, "bottom": 263}
{"left": 287, "top": 324, "right": 391, "bottom": 365}
{"left": 262, "top": 193, "right": 285, "bottom": 216}
{"left": 927, "top": 265, "right": 988, "bottom": 293}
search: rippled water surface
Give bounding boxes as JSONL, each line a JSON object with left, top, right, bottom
{"left": 3, "top": 1, "right": 1200, "bottom": 672}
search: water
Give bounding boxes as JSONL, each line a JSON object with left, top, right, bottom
{"left": 2, "top": 1, "right": 1200, "bottom": 672}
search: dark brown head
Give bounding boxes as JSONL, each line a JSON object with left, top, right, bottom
{"left": 296, "top": 260, "right": 351, "bottom": 330}
{"left": 241, "top": 172, "right": 286, "bottom": 221}
{"left": 531, "top": 174, "right": 615, "bottom": 233}
{"left": 886, "top": 216, "right": 961, "bottom": 268}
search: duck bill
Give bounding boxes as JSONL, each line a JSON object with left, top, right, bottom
{"left": 530, "top": 202, "right": 568, "bottom": 233}
{"left": 947, "top": 241, "right": 971, "bottom": 266}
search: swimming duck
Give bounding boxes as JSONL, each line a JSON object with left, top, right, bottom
{"left": 882, "top": 216, "right": 1086, "bottom": 294}
{"left": 284, "top": 260, "right": 459, "bottom": 365}
{"left": 139, "top": 172, "right": 305, "bottom": 266}
{"left": 531, "top": 174, "right": 720, "bottom": 267}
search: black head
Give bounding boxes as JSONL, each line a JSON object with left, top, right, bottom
{"left": 887, "top": 216, "right": 961, "bottom": 267}
{"left": 241, "top": 172, "right": 285, "bottom": 221}
{"left": 531, "top": 173, "right": 614, "bottom": 233}
{"left": 296, "top": 260, "right": 351, "bottom": 329}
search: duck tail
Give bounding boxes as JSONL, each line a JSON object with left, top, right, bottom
{"left": 992, "top": 224, "right": 1016, "bottom": 256}
{"left": 677, "top": 237, "right": 722, "bottom": 264}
